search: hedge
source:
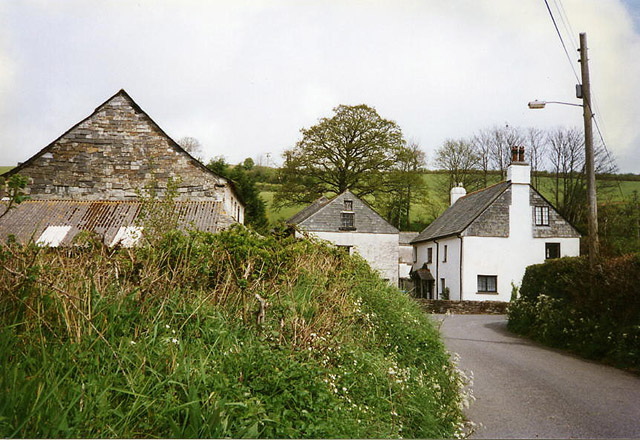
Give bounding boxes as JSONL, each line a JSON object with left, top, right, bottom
{"left": 508, "top": 254, "right": 640, "bottom": 371}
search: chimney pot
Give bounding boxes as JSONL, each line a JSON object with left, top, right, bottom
{"left": 511, "top": 146, "right": 519, "bottom": 163}
{"left": 518, "top": 146, "right": 525, "bottom": 162}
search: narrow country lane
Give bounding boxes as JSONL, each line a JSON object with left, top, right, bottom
{"left": 434, "top": 314, "right": 640, "bottom": 439}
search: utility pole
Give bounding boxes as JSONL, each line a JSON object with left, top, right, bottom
{"left": 578, "top": 32, "right": 599, "bottom": 268}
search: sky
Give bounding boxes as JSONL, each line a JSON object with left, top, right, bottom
{"left": 1, "top": 0, "right": 640, "bottom": 173}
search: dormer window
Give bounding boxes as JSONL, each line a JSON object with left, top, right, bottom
{"left": 534, "top": 206, "right": 549, "bottom": 226}
{"left": 344, "top": 200, "right": 353, "bottom": 211}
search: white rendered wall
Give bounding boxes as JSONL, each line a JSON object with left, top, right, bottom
{"left": 223, "top": 186, "right": 245, "bottom": 224}
{"left": 435, "top": 236, "right": 461, "bottom": 300}
{"left": 462, "top": 236, "right": 579, "bottom": 301}
{"left": 412, "top": 237, "right": 462, "bottom": 300}
{"left": 297, "top": 230, "right": 399, "bottom": 285}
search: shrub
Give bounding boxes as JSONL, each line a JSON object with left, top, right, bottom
{"left": 509, "top": 253, "right": 640, "bottom": 371}
{"left": 0, "top": 227, "right": 465, "bottom": 438}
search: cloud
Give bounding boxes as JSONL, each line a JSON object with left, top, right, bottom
{"left": 0, "top": 0, "right": 639, "bottom": 172}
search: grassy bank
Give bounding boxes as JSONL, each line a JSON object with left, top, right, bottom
{"left": 0, "top": 226, "right": 466, "bottom": 438}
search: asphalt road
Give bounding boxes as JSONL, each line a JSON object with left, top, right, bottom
{"left": 434, "top": 314, "right": 640, "bottom": 439}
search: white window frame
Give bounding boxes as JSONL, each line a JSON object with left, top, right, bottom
{"left": 535, "top": 206, "right": 550, "bottom": 226}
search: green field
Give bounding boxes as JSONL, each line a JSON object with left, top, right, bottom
{"left": 0, "top": 166, "right": 14, "bottom": 174}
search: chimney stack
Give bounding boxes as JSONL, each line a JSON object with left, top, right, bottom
{"left": 507, "top": 147, "right": 531, "bottom": 184}
{"left": 450, "top": 183, "right": 467, "bottom": 206}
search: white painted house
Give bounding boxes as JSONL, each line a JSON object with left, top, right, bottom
{"left": 411, "top": 147, "right": 581, "bottom": 301}
{"left": 287, "top": 190, "right": 400, "bottom": 285}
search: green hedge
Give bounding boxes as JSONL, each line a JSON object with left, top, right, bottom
{"left": 508, "top": 254, "right": 640, "bottom": 371}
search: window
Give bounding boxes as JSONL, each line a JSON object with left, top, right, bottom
{"left": 412, "top": 246, "right": 417, "bottom": 263}
{"left": 443, "top": 245, "right": 448, "bottom": 262}
{"left": 343, "top": 200, "right": 353, "bottom": 211}
{"left": 535, "top": 206, "right": 550, "bottom": 226}
{"left": 440, "top": 278, "right": 446, "bottom": 294}
{"left": 477, "top": 275, "right": 497, "bottom": 293}
{"left": 340, "top": 212, "right": 355, "bottom": 230}
{"left": 546, "top": 242, "right": 561, "bottom": 259}
{"left": 427, "top": 247, "right": 433, "bottom": 263}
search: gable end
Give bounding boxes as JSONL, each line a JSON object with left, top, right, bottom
{"left": 297, "top": 191, "right": 398, "bottom": 234}
{"left": 530, "top": 187, "right": 581, "bottom": 238}
{"left": 2, "top": 90, "right": 240, "bottom": 203}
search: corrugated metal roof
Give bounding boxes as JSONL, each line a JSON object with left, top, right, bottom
{"left": 0, "top": 199, "right": 235, "bottom": 246}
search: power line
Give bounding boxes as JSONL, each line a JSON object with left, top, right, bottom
{"left": 543, "top": 0, "right": 581, "bottom": 83}
{"left": 542, "top": 0, "right": 624, "bottom": 196}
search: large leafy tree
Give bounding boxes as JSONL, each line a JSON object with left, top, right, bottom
{"left": 274, "top": 104, "right": 405, "bottom": 207}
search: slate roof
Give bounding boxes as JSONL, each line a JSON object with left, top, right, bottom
{"left": 286, "top": 190, "right": 398, "bottom": 234}
{"left": 412, "top": 182, "right": 511, "bottom": 243}
{"left": 0, "top": 199, "right": 234, "bottom": 247}
{"left": 399, "top": 231, "right": 419, "bottom": 245}
{"left": 286, "top": 196, "right": 330, "bottom": 225}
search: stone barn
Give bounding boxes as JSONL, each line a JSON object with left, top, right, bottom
{"left": 0, "top": 89, "right": 244, "bottom": 245}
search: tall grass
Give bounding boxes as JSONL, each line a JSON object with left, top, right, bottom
{"left": 0, "top": 226, "right": 466, "bottom": 438}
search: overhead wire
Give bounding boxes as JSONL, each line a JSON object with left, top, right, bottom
{"left": 542, "top": 0, "right": 623, "bottom": 195}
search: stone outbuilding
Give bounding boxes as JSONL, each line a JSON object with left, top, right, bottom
{"left": 287, "top": 190, "right": 400, "bottom": 285}
{"left": 0, "top": 89, "right": 244, "bottom": 245}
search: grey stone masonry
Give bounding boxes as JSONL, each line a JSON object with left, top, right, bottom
{"left": 296, "top": 190, "right": 399, "bottom": 234}
{"left": 463, "top": 187, "right": 511, "bottom": 237}
{"left": 5, "top": 90, "right": 230, "bottom": 202}
{"left": 414, "top": 299, "right": 509, "bottom": 315}
{"left": 530, "top": 188, "right": 581, "bottom": 238}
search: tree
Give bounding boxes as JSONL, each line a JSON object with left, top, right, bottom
{"left": 545, "top": 126, "right": 617, "bottom": 227}
{"left": 471, "top": 130, "right": 493, "bottom": 188}
{"left": 525, "top": 127, "right": 547, "bottom": 189}
{"left": 177, "top": 136, "right": 203, "bottom": 157}
{"left": 206, "top": 157, "right": 269, "bottom": 232}
{"left": 376, "top": 142, "right": 429, "bottom": 230}
{"left": 434, "top": 139, "right": 481, "bottom": 200}
{"left": 274, "top": 104, "right": 405, "bottom": 207}
{"left": 0, "top": 174, "right": 29, "bottom": 220}
{"left": 206, "top": 156, "right": 229, "bottom": 177}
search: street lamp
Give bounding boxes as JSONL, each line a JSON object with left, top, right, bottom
{"left": 527, "top": 100, "right": 583, "bottom": 109}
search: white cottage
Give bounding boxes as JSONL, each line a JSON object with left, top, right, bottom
{"left": 411, "top": 147, "right": 581, "bottom": 301}
{"left": 287, "top": 190, "right": 400, "bottom": 285}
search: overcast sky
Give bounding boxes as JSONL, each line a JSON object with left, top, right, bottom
{"left": 1, "top": 0, "right": 639, "bottom": 173}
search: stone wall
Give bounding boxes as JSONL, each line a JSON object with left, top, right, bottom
{"left": 413, "top": 298, "right": 509, "bottom": 315}
{"left": 9, "top": 91, "right": 232, "bottom": 204}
